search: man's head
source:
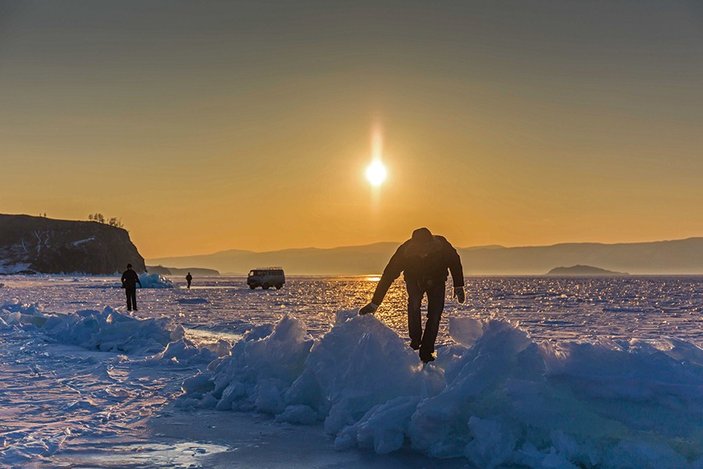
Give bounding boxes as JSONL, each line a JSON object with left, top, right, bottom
{"left": 127, "top": 263, "right": 133, "bottom": 269}
{"left": 411, "top": 227, "right": 433, "bottom": 243}
{"left": 408, "top": 227, "right": 435, "bottom": 256}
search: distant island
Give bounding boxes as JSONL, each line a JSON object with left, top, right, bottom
{"left": 146, "top": 265, "right": 220, "bottom": 276}
{"left": 546, "top": 265, "right": 629, "bottom": 277}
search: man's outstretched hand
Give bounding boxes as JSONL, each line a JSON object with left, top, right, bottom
{"left": 454, "top": 287, "right": 465, "bottom": 304}
{"left": 359, "top": 303, "right": 379, "bottom": 315}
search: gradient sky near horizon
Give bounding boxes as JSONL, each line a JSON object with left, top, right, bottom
{"left": 2, "top": 1, "right": 703, "bottom": 258}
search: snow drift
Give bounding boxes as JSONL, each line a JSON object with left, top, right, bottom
{"left": 181, "top": 311, "right": 703, "bottom": 468}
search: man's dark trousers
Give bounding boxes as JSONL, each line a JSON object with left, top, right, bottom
{"left": 406, "top": 279, "right": 445, "bottom": 359}
{"left": 126, "top": 286, "right": 137, "bottom": 311}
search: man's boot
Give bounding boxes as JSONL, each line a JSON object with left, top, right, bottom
{"left": 419, "top": 350, "right": 435, "bottom": 363}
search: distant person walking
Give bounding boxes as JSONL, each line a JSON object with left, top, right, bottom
{"left": 121, "top": 263, "right": 142, "bottom": 311}
{"left": 360, "top": 227, "right": 465, "bottom": 363}
{"left": 185, "top": 272, "right": 193, "bottom": 289}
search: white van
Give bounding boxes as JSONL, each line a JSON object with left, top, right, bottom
{"left": 247, "top": 267, "right": 285, "bottom": 290}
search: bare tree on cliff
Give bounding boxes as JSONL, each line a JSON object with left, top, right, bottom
{"left": 108, "top": 217, "right": 124, "bottom": 228}
{"left": 88, "top": 213, "right": 105, "bottom": 224}
{"left": 88, "top": 213, "right": 124, "bottom": 229}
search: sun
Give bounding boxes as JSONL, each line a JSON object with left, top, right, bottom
{"left": 365, "top": 160, "right": 387, "bottom": 187}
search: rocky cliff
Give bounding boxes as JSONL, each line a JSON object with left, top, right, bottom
{"left": 0, "top": 214, "right": 145, "bottom": 274}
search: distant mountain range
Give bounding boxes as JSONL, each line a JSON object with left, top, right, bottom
{"left": 150, "top": 243, "right": 399, "bottom": 276}
{"left": 149, "top": 237, "right": 703, "bottom": 275}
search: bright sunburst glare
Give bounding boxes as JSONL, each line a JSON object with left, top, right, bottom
{"left": 365, "top": 159, "right": 387, "bottom": 187}
{"left": 365, "top": 124, "right": 387, "bottom": 187}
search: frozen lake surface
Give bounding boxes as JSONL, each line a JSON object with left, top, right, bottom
{"left": 1, "top": 275, "right": 703, "bottom": 467}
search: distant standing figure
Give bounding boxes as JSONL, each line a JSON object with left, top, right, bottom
{"left": 359, "top": 227, "right": 465, "bottom": 363}
{"left": 121, "top": 263, "right": 142, "bottom": 311}
{"left": 185, "top": 272, "right": 193, "bottom": 289}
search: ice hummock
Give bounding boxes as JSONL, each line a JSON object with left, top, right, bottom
{"left": 181, "top": 312, "right": 703, "bottom": 467}
{"left": 82, "top": 272, "right": 175, "bottom": 289}
{"left": 138, "top": 272, "right": 174, "bottom": 289}
{"left": 0, "top": 300, "right": 216, "bottom": 360}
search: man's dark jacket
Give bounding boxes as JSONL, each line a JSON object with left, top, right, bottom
{"left": 121, "top": 269, "right": 141, "bottom": 289}
{"left": 371, "top": 235, "right": 464, "bottom": 305}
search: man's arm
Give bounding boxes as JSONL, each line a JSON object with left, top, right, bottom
{"left": 444, "top": 239, "right": 464, "bottom": 288}
{"left": 370, "top": 245, "right": 405, "bottom": 306}
{"left": 442, "top": 238, "right": 466, "bottom": 303}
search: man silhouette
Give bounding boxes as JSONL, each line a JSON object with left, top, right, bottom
{"left": 185, "top": 272, "right": 192, "bottom": 289}
{"left": 359, "top": 227, "right": 465, "bottom": 363}
{"left": 121, "top": 263, "right": 142, "bottom": 311}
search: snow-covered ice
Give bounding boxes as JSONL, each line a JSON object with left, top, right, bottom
{"left": 1, "top": 275, "right": 703, "bottom": 467}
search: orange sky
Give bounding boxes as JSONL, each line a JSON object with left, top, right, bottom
{"left": 2, "top": 2, "right": 703, "bottom": 258}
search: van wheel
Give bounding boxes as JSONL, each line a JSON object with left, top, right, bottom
{"left": 249, "top": 285, "right": 256, "bottom": 289}
{"left": 275, "top": 284, "right": 282, "bottom": 290}
{"left": 262, "top": 284, "right": 270, "bottom": 290}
